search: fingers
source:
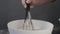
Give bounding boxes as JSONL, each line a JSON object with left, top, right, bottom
{"left": 22, "top": 0, "right": 26, "bottom": 8}
{"left": 22, "top": 0, "right": 33, "bottom": 8}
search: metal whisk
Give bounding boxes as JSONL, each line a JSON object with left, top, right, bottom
{"left": 23, "top": 0, "right": 33, "bottom": 30}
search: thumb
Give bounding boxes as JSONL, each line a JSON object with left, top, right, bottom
{"left": 26, "top": 0, "right": 32, "bottom": 4}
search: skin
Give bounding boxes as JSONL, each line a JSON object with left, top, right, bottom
{"left": 22, "top": 0, "right": 56, "bottom": 8}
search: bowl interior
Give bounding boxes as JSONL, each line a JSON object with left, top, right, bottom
{"left": 7, "top": 19, "right": 54, "bottom": 31}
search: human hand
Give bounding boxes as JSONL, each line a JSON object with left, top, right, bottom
{"left": 22, "top": 0, "right": 56, "bottom": 8}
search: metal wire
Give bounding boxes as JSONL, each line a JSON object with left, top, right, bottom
{"left": 23, "top": 1, "right": 33, "bottom": 30}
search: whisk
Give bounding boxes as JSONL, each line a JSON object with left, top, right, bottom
{"left": 23, "top": 0, "right": 34, "bottom": 30}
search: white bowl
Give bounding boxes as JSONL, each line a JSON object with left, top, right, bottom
{"left": 7, "top": 19, "right": 54, "bottom": 34}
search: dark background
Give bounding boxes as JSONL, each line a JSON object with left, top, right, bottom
{"left": 0, "top": 0, "right": 60, "bottom": 34}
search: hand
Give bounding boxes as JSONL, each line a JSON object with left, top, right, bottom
{"left": 22, "top": 0, "right": 56, "bottom": 8}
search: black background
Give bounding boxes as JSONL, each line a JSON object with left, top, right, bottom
{"left": 0, "top": 0, "right": 60, "bottom": 34}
